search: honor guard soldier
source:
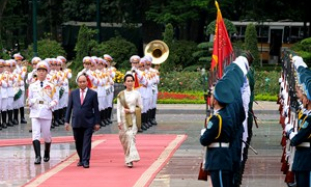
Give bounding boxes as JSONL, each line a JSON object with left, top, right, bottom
{"left": 144, "top": 56, "right": 159, "bottom": 126}
{"left": 286, "top": 56, "right": 311, "bottom": 187}
{"left": 0, "top": 59, "right": 6, "bottom": 130}
{"left": 28, "top": 61, "right": 58, "bottom": 164}
{"left": 200, "top": 79, "right": 234, "bottom": 187}
{"left": 5, "top": 60, "right": 17, "bottom": 127}
{"left": 103, "top": 54, "right": 116, "bottom": 125}
{"left": 26, "top": 57, "right": 41, "bottom": 84}
{"left": 96, "top": 58, "right": 108, "bottom": 126}
{"left": 13, "top": 54, "right": 27, "bottom": 124}
{"left": 128, "top": 55, "right": 148, "bottom": 132}
{"left": 57, "top": 56, "right": 72, "bottom": 125}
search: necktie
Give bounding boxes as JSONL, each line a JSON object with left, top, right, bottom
{"left": 81, "top": 89, "right": 84, "bottom": 105}
{"left": 40, "top": 81, "right": 43, "bottom": 87}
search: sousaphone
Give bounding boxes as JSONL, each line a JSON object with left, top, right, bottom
{"left": 144, "top": 40, "right": 169, "bottom": 65}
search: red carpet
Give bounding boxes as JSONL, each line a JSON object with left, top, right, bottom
{"left": 22, "top": 134, "right": 187, "bottom": 187}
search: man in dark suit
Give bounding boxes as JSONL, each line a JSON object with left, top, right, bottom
{"left": 65, "top": 73, "right": 100, "bottom": 168}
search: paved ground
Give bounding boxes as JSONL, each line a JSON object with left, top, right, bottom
{"left": 0, "top": 101, "right": 286, "bottom": 187}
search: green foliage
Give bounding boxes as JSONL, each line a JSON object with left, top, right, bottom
{"left": 244, "top": 23, "right": 260, "bottom": 68}
{"left": 255, "top": 94, "right": 277, "bottom": 101}
{"left": 25, "top": 38, "right": 66, "bottom": 60}
{"left": 254, "top": 70, "right": 279, "bottom": 95}
{"left": 161, "top": 23, "right": 174, "bottom": 73}
{"left": 0, "top": 50, "right": 11, "bottom": 59}
{"left": 291, "top": 37, "right": 311, "bottom": 64}
{"left": 91, "top": 35, "right": 137, "bottom": 70}
{"left": 146, "top": 1, "right": 199, "bottom": 25}
{"left": 159, "top": 71, "right": 203, "bottom": 92}
{"left": 192, "top": 41, "right": 213, "bottom": 69}
{"left": 206, "top": 19, "right": 237, "bottom": 35}
{"left": 169, "top": 40, "right": 198, "bottom": 69}
{"left": 74, "top": 24, "right": 97, "bottom": 66}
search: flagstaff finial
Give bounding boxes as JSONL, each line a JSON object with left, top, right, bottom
{"left": 215, "top": 1, "right": 220, "bottom": 11}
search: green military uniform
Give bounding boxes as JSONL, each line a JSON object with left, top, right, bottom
{"left": 200, "top": 80, "right": 234, "bottom": 187}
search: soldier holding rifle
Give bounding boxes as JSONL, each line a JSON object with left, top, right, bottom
{"left": 286, "top": 55, "right": 311, "bottom": 187}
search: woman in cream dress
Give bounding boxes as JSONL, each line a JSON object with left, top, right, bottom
{"left": 117, "top": 74, "right": 143, "bottom": 168}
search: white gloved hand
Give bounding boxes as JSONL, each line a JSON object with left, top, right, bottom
{"left": 289, "top": 132, "right": 298, "bottom": 140}
{"left": 201, "top": 128, "right": 206, "bottom": 136}
{"left": 29, "top": 98, "right": 37, "bottom": 107}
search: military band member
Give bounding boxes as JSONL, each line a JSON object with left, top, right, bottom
{"left": 144, "top": 56, "right": 159, "bottom": 126}
{"left": 13, "top": 54, "right": 27, "bottom": 124}
{"left": 96, "top": 58, "right": 108, "bottom": 126}
{"left": 103, "top": 54, "right": 116, "bottom": 125}
{"left": 57, "top": 56, "right": 72, "bottom": 125}
{"left": 200, "top": 80, "right": 234, "bottom": 187}
{"left": 5, "top": 60, "right": 17, "bottom": 127}
{"left": 28, "top": 61, "right": 58, "bottom": 164}
{"left": 0, "top": 59, "right": 6, "bottom": 130}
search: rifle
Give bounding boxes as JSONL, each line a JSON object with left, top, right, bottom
{"left": 281, "top": 50, "right": 299, "bottom": 185}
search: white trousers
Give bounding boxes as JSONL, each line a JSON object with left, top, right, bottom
{"left": 32, "top": 118, "right": 52, "bottom": 143}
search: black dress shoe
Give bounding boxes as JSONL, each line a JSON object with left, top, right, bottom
{"left": 83, "top": 163, "right": 89, "bottom": 168}
{"left": 77, "top": 162, "right": 83, "bottom": 167}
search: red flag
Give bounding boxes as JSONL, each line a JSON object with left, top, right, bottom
{"left": 210, "top": 1, "right": 234, "bottom": 78}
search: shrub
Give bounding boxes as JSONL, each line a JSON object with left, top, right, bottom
{"left": 291, "top": 37, "right": 311, "bottom": 64}
{"left": 91, "top": 35, "right": 137, "bottom": 70}
{"left": 254, "top": 70, "right": 279, "bottom": 95}
{"left": 25, "top": 39, "right": 66, "bottom": 60}
{"left": 244, "top": 23, "right": 260, "bottom": 68}
{"left": 169, "top": 40, "right": 198, "bottom": 69}
{"left": 159, "top": 71, "right": 203, "bottom": 92}
{"left": 73, "top": 25, "right": 97, "bottom": 69}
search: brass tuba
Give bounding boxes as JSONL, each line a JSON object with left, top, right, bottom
{"left": 144, "top": 40, "right": 169, "bottom": 64}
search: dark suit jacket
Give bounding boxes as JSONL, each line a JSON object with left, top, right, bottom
{"left": 65, "top": 88, "right": 100, "bottom": 128}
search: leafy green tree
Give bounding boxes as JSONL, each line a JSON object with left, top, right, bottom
{"left": 25, "top": 38, "right": 66, "bottom": 60}
{"left": 91, "top": 34, "right": 137, "bottom": 70}
{"left": 74, "top": 24, "right": 97, "bottom": 65}
{"left": 291, "top": 37, "right": 311, "bottom": 64}
{"left": 244, "top": 23, "right": 260, "bottom": 68}
{"left": 161, "top": 23, "right": 174, "bottom": 72}
{"left": 192, "top": 42, "right": 213, "bottom": 69}
{"left": 206, "top": 19, "right": 237, "bottom": 35}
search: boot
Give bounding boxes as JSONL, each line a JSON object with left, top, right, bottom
{"left": 50, "top": 122, "right": 55, "bottom": 129}
{"left": 103, "top": 108, "right": 110, "bottom": 126}
{"left": 20, "top": 107, "right": 27, "bottom": 124}
{"left": 107, "top": 107, "right": 112, "bottom": 125}
{"left": 53, "top": 111, "right": 59, "bottom": 127}
{"left": 61, "top": 107, "right": 67, "bottom": 123}
{"left": 1, "top": 111, "right": 7, "bottom": 129}
{"left": 146, "top": 110, "right": 153, "bottom": 127}
{"left": 100, "top": 110, "right": 106, "bottom": 127}
{"left": 141, "top": 113, "right": 147, "bottom": 131}
{"left": 151, "top": 108, "right": 158, "bottom": 125}
{"left": 43, "top": 142, "right": 51, "bottom": 162}
{"left": 56, "top": 110, "right": 64, "bottom": 125}
{"left": 32, "top": 140, "right": 41, "bottom": 164}
{"left": 13, "top": 109, "right": 19, "bottom": 125}
{"left": 7, "top": 110, "right": 14, "bottom": 127}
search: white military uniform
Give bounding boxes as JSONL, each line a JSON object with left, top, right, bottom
{"left": 28, "top": 79, "right": 58, "bottom": 142}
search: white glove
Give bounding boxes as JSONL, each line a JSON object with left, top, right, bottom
{"left": 29, "top": 98, "right": 37, "bottom": 107}
{"left": 49, "top": 101, "right": 57, "bottom": 110}
{"left": 289, "top": 132, "right": 298, "bottom": 140}
{"left": 201, "top": 128, "right": 206, "bottom": 136}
